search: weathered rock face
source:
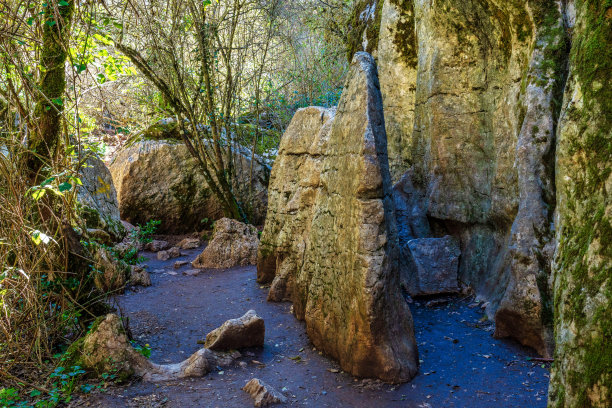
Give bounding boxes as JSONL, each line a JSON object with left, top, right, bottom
{"left": 192, "top": 218, "right": 258, "bottom": 269}
{"left": 404, "top": 236, "right": 460, "bottom": 297}
{"left": 257, "top": 105, "right": 336, "bottom": 293}
{"left": 259, "top": 53, "right": 418, "bottom": 383}
{"left": 110, "top": 140, "right": 269, "bottom": 234}
{"left": 77, "top": 153, "right": 125, "bottom": 241}
{"left": 548, "top": 2, "right": 611, "bottom": 407}
{"left": 344, "top": 0, "right": 579, "bottom": 357}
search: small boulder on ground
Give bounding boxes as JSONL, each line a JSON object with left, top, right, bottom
{"left": 192, "top": 218, "right": 258, "bottom": 269}
{"left": 242, "top": 378, "right": 287, "bottom": 407}
{"left": 174, "top": 260, "right": 189, "bottom": 269}
{"left": 157, "top": 247, "right": 181, "bottom": 261}
{"left": 403, "top": 235, "right": 461, "bottom": 296}
{"left": 71, "top": 314, "right": 238, "bottom": 382}
{"left": 145, "top": 240, "right": 170, "bottom": 252}
{"left": 204, "top": 310, "right": 265, "bottom": 351}
{"left": 130, "top": 266, "right": 152, "bottom": 287}
{"left": 177, "top": 237, "right": 201, "bottom": 250}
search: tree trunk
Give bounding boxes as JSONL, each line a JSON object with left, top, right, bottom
{"left": 28, "top": 0, "right": 74, "bottom": 177}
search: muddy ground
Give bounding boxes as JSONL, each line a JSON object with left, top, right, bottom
{"left": 77, "top": 243, "right": 550, "bottom": 407}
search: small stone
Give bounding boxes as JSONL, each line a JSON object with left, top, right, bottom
{"left": 145, "top": 240, "right": 170, "bottom": 252}
{"left": 242, "top": 378, "right": 287, "bottom": 407}
{"left": 130, "top": 266, "right": 151, "bottom": 287}
{"left": 174, "top": 260, "right": 189, "bottom": 269}
{"left": 157, "top": 247, "right": 181, "bottom": 261}
{"left": 183, "top": 269, "right": 201, "bottom": 277}
{"left": 204, "top": 310, "right": 265, "bottom": 351}
{"left": 177, "top": 238, "right": 201, "bottom": 250}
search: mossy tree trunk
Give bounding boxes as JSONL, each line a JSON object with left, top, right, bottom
{"left": 548, "top": 1, "right": 612, "bottom": 407}
{"left": 28, "top": 0, "right": 74, "bottom": 177}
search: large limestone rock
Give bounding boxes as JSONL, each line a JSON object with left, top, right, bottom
{"left": 192, "top": 218, "right": 258, "bottom": 269}
{"left": 110, "top": 140, "right": 269, "bottom": 233}
{"left": 345, "top": 0, "right": 575, "bottom": 356}
{"left": 257, "top": 105, "right": 336, "bottom": 292}
{"left": 548, "top": 3, "right": 611, "bottom": 407}
{"left": 494, "top": 4, "right": 568, "bottom": 358}
{"left": 77, "top": 153, "right": 125, "bottom": 241}
{"left": 259, "top": 52, "right": 418, "bottom": 383}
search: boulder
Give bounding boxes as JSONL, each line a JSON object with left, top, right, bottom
{"left": 145, "top": 240, "right": 169, "bottom": 252}
{"left": 204, "top": 310, "right": 265, "bottom": 351}
{"left": 77, "top": 153, "right": 125, "bottom": 241}
{"left": 242, "top": 379, "right": 287, "bottom": 407}
{"left": 403, "top": 236, "right": 460, "bottom": 296}
{"left": 192, "top": 218, "right": 258, "bottom": 269}
{"left": 109, "top": 139, "right": 269, "bottom": 234}
{"left": 258, "top": 53, "right": 418, "bottom": 383}
{"left": 70, "top": 314, "right": 238, "bottom": 382}
{"left": 157, "top": 247, "right": 181, "bottom": 261}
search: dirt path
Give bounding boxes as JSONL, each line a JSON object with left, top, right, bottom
{"left": 82, "top": 244, "right": 550, "bottom": 407}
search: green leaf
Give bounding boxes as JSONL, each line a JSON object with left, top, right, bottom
{"left": 27, "top": 17, "right": 34, "bottom": 26}
{"left": 45, "top": 20, "right": 56, "bottom": 27}
{"left": 97, "top": 73, "right": 107, "bottom": 84}
{"left": 74, "top": 63, "right": 87, "bottom": 74}
{"left": 58, "top": 0, "right": 69, "bottom": 5}
{"left": 52, "top": 97, "right": 63, "bottom": 106}
{"left": 32, "top": 189, "right": 46, "bottom": 201}
{"left": 58, "top": 182, "right": 72, "bottom": 192}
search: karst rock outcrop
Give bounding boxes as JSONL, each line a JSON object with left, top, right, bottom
{"left": 548, "top": 2, "right": 611, "bottom": 407}
{"left": 343, "top": 0, "right": 578, "bottom": 358}
{"left": 258, "top": 52, "right": 419, "bottom": 383}
{"left": 259, "top": 0, "right": 610, "bottom": 397}
{"left": 110, "top": 139, "right": 269, "bottom": 233}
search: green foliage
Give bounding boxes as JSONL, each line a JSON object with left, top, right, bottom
{"left": 0, "top": 365, "right": 87, "bottom": 407}
{"left": 131, "top": 341, "right": 151, "bottom": 358}
{"left": 133, "top": 220, "right": 161, "bottom": 244}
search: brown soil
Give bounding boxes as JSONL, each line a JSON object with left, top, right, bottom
{"left": 76, "top": 243, "right": 550, "bottom": 407}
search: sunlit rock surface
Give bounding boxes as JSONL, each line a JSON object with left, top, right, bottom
{"left": 259, "top": 53, "right": 418, "bottom": 383}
